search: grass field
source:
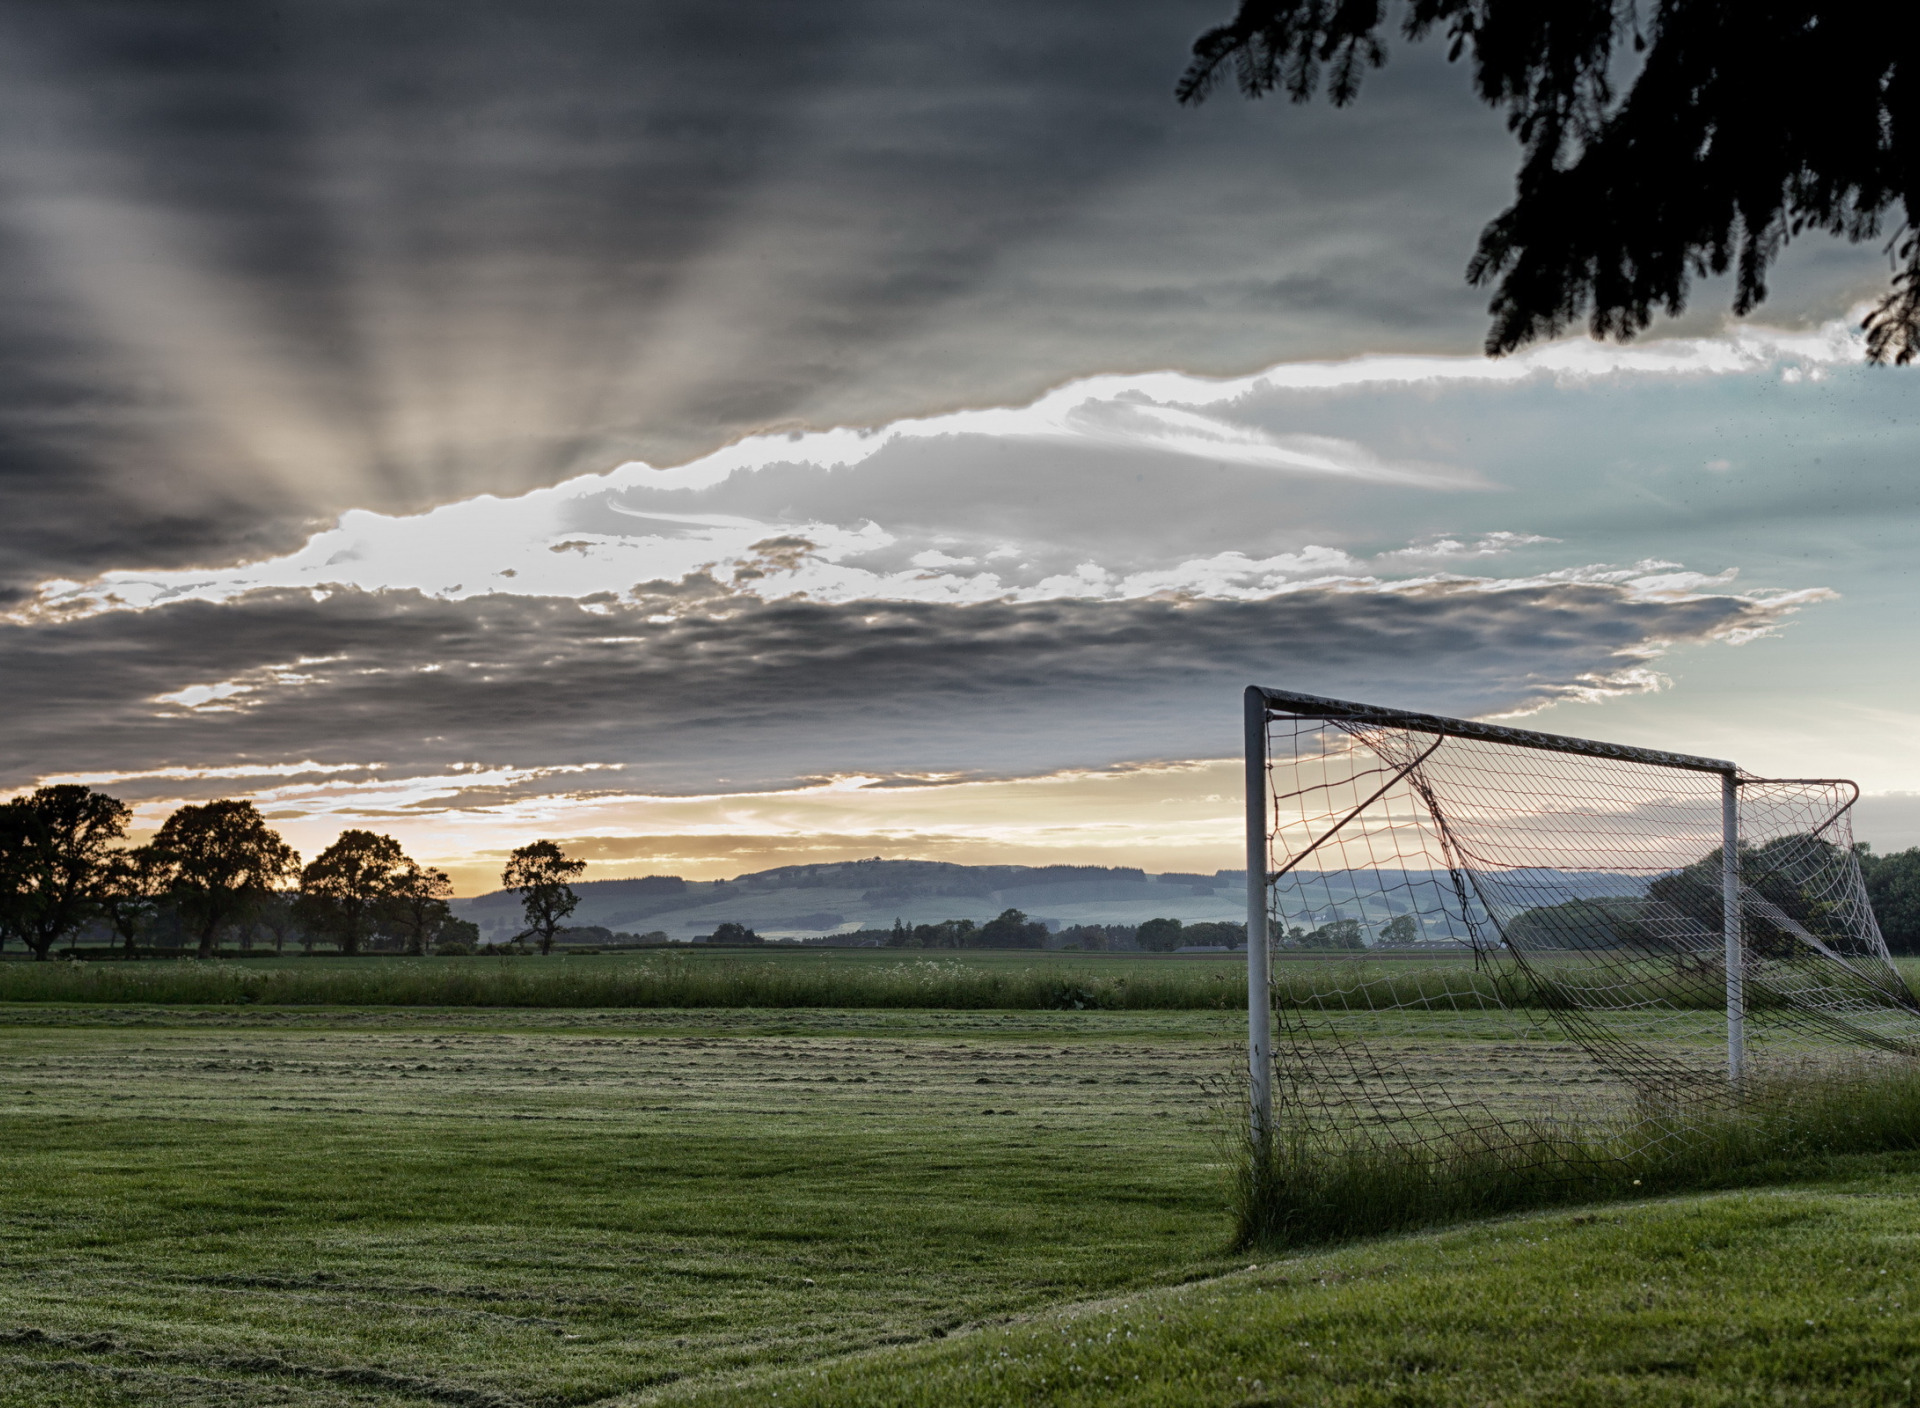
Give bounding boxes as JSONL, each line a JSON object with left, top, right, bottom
{"left": 0, "top": 1003, "right": 1245, "bottom": 1405}
{"left": 675, "top": 1164, "right": 1920, "bottom": 1406}
{"left": 6, "top": 969, "right": 1920, "bottom": 1404}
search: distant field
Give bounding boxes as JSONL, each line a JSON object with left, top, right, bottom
{"left": 446, "top": 863, "right": 1255, "bottom": 940}
{"left": 2, "top": 947, "right": 1909, "bottom": 1014}
{"left": 0, "top": 949, "right": 1256, "bottom": 1010}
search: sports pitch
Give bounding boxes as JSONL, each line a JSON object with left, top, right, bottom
{"left": 0, "top": 1001, "right": 1243, "bottom": 1405}
{"left": 4, "top": 954, "right": 1920, "bottom": 1405}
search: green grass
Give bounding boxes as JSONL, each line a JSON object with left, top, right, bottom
{"left": 8, "top": 999, "right": 1920, "bottom": 1405}
{"left": 7, "top": 946, "right": 1894, "bottom": 1013}
{"left": 0, "top": 949, "right": 1256, "bottom": 1010}
{"left": 1232, "top": 1061, "right": 1920, "bottom": 1249}
{"left": 0, "top": 1005, "right": 1243, "bottom": 1405}
{"left": 665, "top": 1168, "right": 1920, "bottom": 1406}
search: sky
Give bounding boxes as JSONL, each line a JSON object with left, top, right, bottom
{"left": 2, "top": 0, "right": 1916, "bottom": 893}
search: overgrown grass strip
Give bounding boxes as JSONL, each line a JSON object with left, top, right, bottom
{"left": 1233, "top": 1060, "right": 1920, "bottom": 1248}
{"left": 0, "top": 955, "right": 1250, "bottom": 1010}
{"left": 0, "top": 953, "right": 1821, "bottom": 1012}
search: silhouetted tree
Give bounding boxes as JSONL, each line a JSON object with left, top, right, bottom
{"left": 503, "top": 840, "right": 585, "bottom": 955}
{"left": 1646, "top": 833, "right": 1854, "bottom": 958}
{"left": 252, "top": 889, "right": 301, "bottom": 953}
{"left": 0, "top": 825, "right": 26, "bottom": 957}
{"left": 153, "top": 801, "right": 300, "bottom": 959}
{"left": 1284, "top": 917, "right": 1364, "bottom": 950}
{"left": 1181, "top": 0, "right": 1920, "bottom": 362}
{"left": 1138, "top": 916, "right": 1185, "bottom": 952}
{"left": 1052, "top": 923, "right": 1111, "bottom": 951}
{"left": 1502, "top": 895, "right": 1648, "bottom": 950}
{"left": 386, "top": 862, "right": 454, "bottom": 956}
{"left": 434, "top": 915, "right": 482, "bottom": 954}
{"left": 1378, "top": 913, "right": 1420, "bottom": 946}
{"left": 98, "top": 845, "right": 167, "bottom": 957}
{"left": 300, "top": 830, "right": 410, "bottom": 956}
{"left": 0, "top": 786, "right": 131, "bottom": 960}
{"left": 979, "top": 908, "right": 1049, "bottom": 948}
{"left": 1181, "top": 920, "right": 1249, "bottom": 947}
{"left": 911, "top": 917, "right": 977, "bottom": 948}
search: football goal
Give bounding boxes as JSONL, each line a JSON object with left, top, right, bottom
{"left": 1242, "top": 685, "right": 1920, "bottom": 1157}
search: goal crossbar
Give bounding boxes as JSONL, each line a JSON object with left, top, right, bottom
{"left": 1245, "top": 684, "right": 1757, "bottom": 1143}
{"left": 1250, "top": 685, "right": 1736, "bottom": 775}
{"left": 1243, "top": 684, "right": 1910, "bottom": 1155}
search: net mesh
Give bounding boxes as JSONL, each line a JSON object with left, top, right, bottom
{"left": 1262, "top": 707, "right": 1920, "bottom": 1156}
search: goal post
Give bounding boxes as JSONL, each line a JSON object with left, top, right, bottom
{"left": 1242, "top": 684, "right": 1910, "bottom": 1148}
{"left": 1723, "top": 768, "right": 1744, "bottom": 1083}
{"left": 1244, "top": 686, "right": 1273, "bottom": 1142}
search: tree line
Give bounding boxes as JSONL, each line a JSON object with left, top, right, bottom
{"left": 1483, "top": 838, "right": 1920, "bottom": 957}
{"left": 1639, "top": 836, "right": 1920, "bottom": 958}
{"left": 0, "top": 785, "right": 589, "bottom": 960}
{"left": 1856, "top": 847, "right": 1920, "bottom": 955}
{"left": 880, "top": 911, "right": 1249, "bottom": 952}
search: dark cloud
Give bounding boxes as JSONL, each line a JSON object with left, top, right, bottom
{"left": 1, "top": 580, "right": 1803, "bottom": 796}
{"left": 0, "top": 0, "right": 1535, "bottom": 594}
{"left": 0, "top": 1, "right": 1891, "bottom": 601}
{"left": 492, "top": 834, "right": 951, "bottom": 864}
{"left": 0, "top": 3, "right": 1881, "bottom": 811}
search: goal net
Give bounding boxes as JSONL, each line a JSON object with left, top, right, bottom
{"left": 1245, "top": 686, "right": 1920, "bottom": 1158}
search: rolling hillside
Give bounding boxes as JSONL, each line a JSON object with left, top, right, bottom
{"left": 450, "top": 858, "right": 1249, "bottom": 941}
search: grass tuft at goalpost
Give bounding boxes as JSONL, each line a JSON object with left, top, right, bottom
{"left": 1232, "top": 1059, "right": 1920, "bottom": 1247}
{"left": 1235, "top": 686, "right": 1920, "bottom": 1246}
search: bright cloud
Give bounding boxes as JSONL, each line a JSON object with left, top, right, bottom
{"left": 139, "top": 760, "right": 1253, "bottom": 892}
{"left": 18, "top": 317, "right": 1866, "bottom": 622}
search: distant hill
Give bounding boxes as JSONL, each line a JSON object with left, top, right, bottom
{"left": 451, "top": 858, "right": 1249, "bottom": 941}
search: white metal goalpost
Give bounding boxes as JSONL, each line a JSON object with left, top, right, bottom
{"left": 1243, "top": 684, "right": 1914, "bottom": 1148}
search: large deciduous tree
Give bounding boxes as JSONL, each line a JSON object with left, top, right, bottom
{"left": 252, "top": 888, "right": 301, "bottom": 953}
{"left": 98, "top": 845, "right": 167, "bottom": 957}
{"left": 0, "top": 786, "right": 131, "bottom": 960}
{"left": 503, "top": 841, "right": 586, "bottom": 955}
{"left": 1136, "top": 916, "right": 1185, "bottom": 952}
{"left": 979, "top": 908, "right": 1049, "bottom": 949}
{"left": 300, "top": 830, "right": 410, "bottom": 957}
{"left": 387, "top": 862, "right": 454, "bottom": 956}
{"left": 153, "top": 801, "right": 300, "bottom": 960}
{"left": 1179, "top": 0, "right": 1920, "bottom": 362}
